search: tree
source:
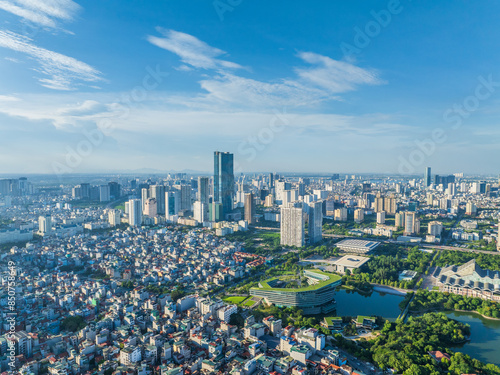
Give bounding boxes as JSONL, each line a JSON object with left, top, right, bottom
{"left": 61, "top": 316, "right": 86, "bottom": 332}
{"left": 171, "top": 288, "right": 184, "bottom": 302}
{"left": 403, "top": 364, "right": 424, "bottom": 375}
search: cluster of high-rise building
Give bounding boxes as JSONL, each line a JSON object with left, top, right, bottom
{"left": 72, "top": 182, "right": 121, "bottom": 202}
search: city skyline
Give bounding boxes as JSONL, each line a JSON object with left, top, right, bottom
{"left": 1, "top": 1, "right": 500, "bottom": 174}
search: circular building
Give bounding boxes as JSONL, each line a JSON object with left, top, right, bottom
{"left": 250, "top": 269, "right": 341, "bottom": 315}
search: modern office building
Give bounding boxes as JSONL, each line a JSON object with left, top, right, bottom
{"left": 244, "top": 193, "right": 255, "bottom": 224}
{"left": 108, "top": 181, "right": 121, "bottom": 199}
{"left": 432, "top": 259, "right": 500, "bottom": 301}
{"left": 250, "top": 270, "right": 341, "bottom": 314}
{"left": 214, "top": 151, "right": 234, "bottom": 218}
{"left": 308, "top": 201, "right": 323, "bottom": 244}
{"left": 99, "top": 185, "right": 110, "bottom": 202}
{"left": 128, "top": 199, "right": 142, "bottom": 227}
{"left": 332, "top": 255, "right": 370, "bottom": 274}
{"left": 165, "top": 191, "right": 180, "bottom": 216}
{"left": 280, "top": 202, "right": 305, "bottom": 247}
{"left": 150, "top": 185, "right": 165, "bottom": 215}
{"left": 335, "top": 239, "right": 380, "bottom": 254}
{"left": 174, "top": 184, "right": 192, "bottom": 212}
{"left": 210, "top": 202, "right": 224, "bottom": 222}
{"left": 197, "top": 177, "right": 210, "bottom": 205}
{"left": 424, "top": 167, "right": 432, "bottom": 187}
{"left": 193, "top": 201, "right": 208, "bottom": 223}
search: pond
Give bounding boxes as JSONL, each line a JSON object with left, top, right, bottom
{"left": 332, "top": 287, "right": 500, "bottom": 367}
{"left": 334, "top": 287, "right": 405, "bottom": 321}
{"left": 445, "top": 310, "right": 500, "bottom": 367}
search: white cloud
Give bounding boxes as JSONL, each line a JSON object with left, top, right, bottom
{"left": 148, "top": 29, "right": 383, "bottom": 109}
{"left": 0, "top": 30, "right": 103, "bottom": 90}
{"left": 295, "top": 51, "right": 383, "bottom": 93}
{"left": 147, "top": 28, "right": 242, "bottom": 70}
{"left": 0, "top": 94, "right": 20, "bottom": 101}
{"left": 0, "top": 0, "right": 80, "bottom": 29}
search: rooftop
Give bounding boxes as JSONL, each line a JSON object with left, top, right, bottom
{"left": 333, "top": 255, "right": 370, "bottom": 268}
{"left": 251, "top": 270, "right": 341, "bottom": 292}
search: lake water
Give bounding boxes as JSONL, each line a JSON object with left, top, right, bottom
{"left": 445, "top": 311, "right": 500, "bottom": 367}
{"left": 334, "top": 287, "right": 404, "bottom": 321}
{"left": 332, "top": 288, "right": 500, "bottom": 367}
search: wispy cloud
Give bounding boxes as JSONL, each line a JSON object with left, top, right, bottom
{"left": 0, "top": 94, "right": 20, "bottom": 101}
{"left": 147, "top": 29, "right": 383, "bottom": 109}
{"left": 295, "top": 52, "right": 383, "bottom": 93}
{"left": 147, "top": 28, "right": 242, "bottom": 70}
{"left": 0, "top": 0, "right": 80, "bottom": 29}
{"left": 0, "top": 30, "right": 103, "bottom": 90}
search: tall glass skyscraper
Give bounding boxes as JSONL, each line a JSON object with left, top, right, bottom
{"left": 214, "top": 151, "right": 234, "bottom": 217}
{"left": 424, "top": 167, "right": 431, "bottom": 187}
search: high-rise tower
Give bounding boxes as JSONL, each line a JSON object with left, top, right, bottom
{"left": 214, "top": 151, "right": 234, "bottom": 217}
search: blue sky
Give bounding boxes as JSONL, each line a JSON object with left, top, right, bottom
{"left": 1, "top": 0, "right": 500, "bottom": 175}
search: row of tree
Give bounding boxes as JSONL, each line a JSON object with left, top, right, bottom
{"left": 404, "top": 289, "right": 500, "bottom": 318}
{"left": 335, "top": 312, "right": 500, "bottom": 374}
{"left": 434, "top": 250, "right": 500, "bottom": 270}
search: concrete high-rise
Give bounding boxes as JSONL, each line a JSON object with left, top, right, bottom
{"left": 244, "top": 193, "right": 255, "bottom": 224}
{"left": 308, "top": 201, "right": 323, "bottom": 244}
{"left": 174, "top": 184, "right": 192, "bottom": 212}
{"left": 129, "top": 199, "right": 142, "bottom": 227}
{"left": 193, "top": 201, "right": 208, "bottom": 223}
{"left": 497, "top": 220, "right": 500, "bottom": 252}
{"left": 404, "top": 211, "right": 419, "bottom": 235}
{"left": 214, "top": 151, "right": 234, "bottom": 217}
{"left": 144, "top": 198, "right": 157, "bottom": 217}
{"left": 384, "top": 194, "right": 397, "bottom": 215}
{"left": 395, "top": 212, "right": 405, "bottom": 228}
{"left": 280, "top": 202, "right": 305, "bottom": 247}
{"left": 424, "top": 167, "right": 432, "bottom": 187}
{"left": 108, "top": 209, "right": 121, "bottom": 226}
{"left": 99, "top": 185, "right": 110, "bottom": 202}
{"left": 354, "top": 208, "right": 364, "bottom": 223}
{"left": 141, "top": 188, "right": 149, "bottom": 212}
{"left": 269, "top": 173, "right": 274, "bottom": 189}
{"left": 275, "top": 180, "right": 291, "bottom": 204}
{"left": 197, "top": 177, "right": 210, "bottom": 205}
{"left": 374, "top": 193, "right": 384, "bottom": 213}
{"left": 38, "top": 215, "right": 52, "bottom": 235}
{"left": 150, "top": 185, "right": 165, "bottom": 215}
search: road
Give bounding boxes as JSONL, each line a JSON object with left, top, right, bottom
{"left": 322, "top": 232, "right": 500, "bottom": 255}
{"left": 420, "top": 243, "right": 499, "bottom": 255}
